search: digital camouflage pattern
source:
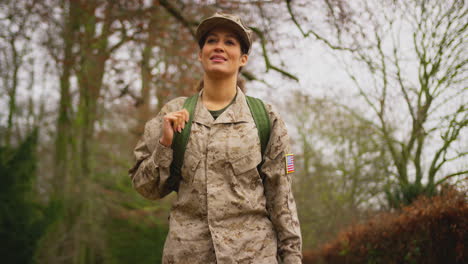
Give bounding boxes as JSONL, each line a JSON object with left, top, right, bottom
{"left": 129, "top": 88, "right": 302, "bottom": 264}
{"left": 196, "top": 12, "right": 253, "bottom": 54}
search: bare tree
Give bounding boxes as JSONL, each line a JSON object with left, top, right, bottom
{"left": 287, "top": 0, "right": 467, "bottom": 206}
{"left": 156, "top": 0, "right": 301, "bottom": 82}
{"left": 289, "top": 91, "right": 392, "bottom": 248}
{"left": 0, "top": 0, "right": 39, "bottom": 146}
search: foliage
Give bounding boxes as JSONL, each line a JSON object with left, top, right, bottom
{"left": 0, "top": 129, "right": 61, "bottom": 264}
{"left": 384, "top": 181, "right": 437, "bottom": 209}
{"left": 289, "top": 92, "right": 392, "bottom": 248}
{"left": 1, "top": 0, "right": 466, "bottom": 262}
{"left": 105, "top": 211, "right": 168, "bottom": 264}
{"left": 97, "top": 168, "right": 171, "bottom": 264}
{"left": 303, "top": 186, "right": 468, "bottom": 264}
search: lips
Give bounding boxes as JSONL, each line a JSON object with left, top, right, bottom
{"left": 210, "top": 55, "right": 227, "bottom": 62}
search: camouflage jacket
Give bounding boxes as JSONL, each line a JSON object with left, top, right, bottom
{"left": 129, "top": 88, "right": 302, "bottom": 264}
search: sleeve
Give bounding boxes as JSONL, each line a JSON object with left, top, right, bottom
{"left": 260, "top": 103, "right": 302, "bottom": 264}
{"left": 128, "top": 97, "right": 186, "bottom": 200}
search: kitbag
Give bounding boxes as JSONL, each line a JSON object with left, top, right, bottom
{"left": 167, "top": 93, "right": 271, "bottom": 192}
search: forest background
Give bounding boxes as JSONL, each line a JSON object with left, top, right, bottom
{"left": 1, "top": 0, "right": 466, "bottom": 263}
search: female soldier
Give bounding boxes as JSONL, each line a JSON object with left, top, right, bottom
{"left": 129, "top": 12, "right": 302, "bottom": 264}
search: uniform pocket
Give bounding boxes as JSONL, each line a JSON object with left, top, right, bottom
{"left": 229, "top": 151, "right": 267, "bottom": 210}
{"left": 181, "top": 150, "right": 201, "bottom": 184}
{"left": 230, "top": 151, "right": 262, "bottom": 175}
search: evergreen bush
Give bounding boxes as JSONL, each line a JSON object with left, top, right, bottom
{"left": 0, "top": 130, "right": 60, "bottom": 264}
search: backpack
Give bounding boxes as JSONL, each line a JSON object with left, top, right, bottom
{"left": 168, "top": 93, "right": 271, "bottom": 192}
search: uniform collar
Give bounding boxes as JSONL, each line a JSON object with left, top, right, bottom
{"left": 193, "top": 87, "right": 251, "bottom": 127}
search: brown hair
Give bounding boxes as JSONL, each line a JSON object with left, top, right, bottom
{"left": 199, "top": 31, "right": 249, "bottom": 55}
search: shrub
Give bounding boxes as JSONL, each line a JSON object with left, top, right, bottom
{"left": 0, "top": 129, "right": 60, "bottom": 264}
{"left": 303, "top": 187, "right": 467, "bottom": 264}
{"left": 105, "top": 215, "right": 168, "bottom": 264}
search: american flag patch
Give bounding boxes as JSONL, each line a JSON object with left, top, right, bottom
{"left": 285, "top": 154, "right": 295, "bottom": 174}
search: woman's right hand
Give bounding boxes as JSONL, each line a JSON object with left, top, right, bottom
{"left": 159, "top": 109, "right": 190, "bottom": 147}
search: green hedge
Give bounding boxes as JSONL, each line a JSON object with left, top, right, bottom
{"left": 0, "top": 130, "right": 60, "bottom": 264}
{"left": 105, "top": 215, "right": 168, "bottom": 264}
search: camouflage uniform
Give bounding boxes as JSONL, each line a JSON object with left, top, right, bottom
{"left": 129, "top": 88, "right": 302, "bottom": 263}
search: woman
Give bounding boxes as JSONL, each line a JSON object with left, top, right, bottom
{"left": 129, "top": 12, "right": 302, "bottom": 264}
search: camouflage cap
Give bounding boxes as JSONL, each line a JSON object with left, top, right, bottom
{"left": 196, "top": 12, "right": 253, "bottom": 54}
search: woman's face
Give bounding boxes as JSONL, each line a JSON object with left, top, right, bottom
{"left": 198, "top": 26, "right": 248, "bottom": 78}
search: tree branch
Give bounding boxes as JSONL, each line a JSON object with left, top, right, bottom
{"left": 158, "top": 0, "right": 198, "bottom": 37}
{"left": 428, "top": 106, "right": 467, "bottom": 183}
{"left": 250, "top": 26, "right": 299, "bottom": 81}
{"left": 392, "top": 32, "right": 416, "bottom": 121}
{"left": 435, "top": 170, "right": 468, "bottom": 186}
{"left": 284, "top": 0, "right": 356, "bottom": 51}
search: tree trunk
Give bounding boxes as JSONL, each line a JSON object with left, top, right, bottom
{"left": 54, "top": 0, "right": 78, "bottom": 198}
{"left": 136, "top": 16, "right": 158, "bottom": 137}
{"left": 6, "top": 37, "right": 19, "bottom": 147}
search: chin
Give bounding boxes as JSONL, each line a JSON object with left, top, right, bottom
{"left": 205, "top": 67, "right": 236, "bottom": 77}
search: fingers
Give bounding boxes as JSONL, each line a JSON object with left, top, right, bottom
{"left": 179, "top": 109, "right": 189, "bottom": 131}
{"left": 182, "top": 109, "right": 189, "bottom": 122}
{"left": 164, "top": 115, "right": 183, "bottom": 133}
{"left": 163, "top": 109, "right": 190, "bottom": 133}
{"left": 173, "top": 110, "right": 187, "bottom": 132}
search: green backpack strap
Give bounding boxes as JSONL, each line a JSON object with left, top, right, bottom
{"left": 168, "top": 94, "right": 198, "bottom": 192}
{"left": 245, "top": 96, "right": 271, "bottom": 160}
{"left": 168, "top": 94, "right": 270, "bottom": 192}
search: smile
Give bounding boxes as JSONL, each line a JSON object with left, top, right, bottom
{"left": 210, "top": 55, "right": 227, "bottom": 62}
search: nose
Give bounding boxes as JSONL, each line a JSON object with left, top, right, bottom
{"left": 214, "top": 41, "right": 225, "bottom": 52}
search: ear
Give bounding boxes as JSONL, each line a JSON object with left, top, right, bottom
{"left": 198, "top": 50, "right": 202, "bottom": 62}
{"left": 239, "top": 54, "right": 248, "bottom": 67}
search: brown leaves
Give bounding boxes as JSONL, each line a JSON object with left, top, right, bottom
{"left": 303, "top": 186, "right": 468, "bottom": 263}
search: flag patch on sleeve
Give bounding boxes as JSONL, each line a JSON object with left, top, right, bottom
{"left": 285, "top": 154, "right": 295, "bottom": 174}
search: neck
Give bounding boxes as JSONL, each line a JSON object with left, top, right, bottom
{"left": 202, "top": 73, "right": 238, "bottom": 110}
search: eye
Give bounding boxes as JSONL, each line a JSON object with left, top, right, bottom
{"left": 206, "top": 37, "right": 217, "bottom": 44}
{"left": 226, "top": 40, "right": 235, "bottom": 45}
